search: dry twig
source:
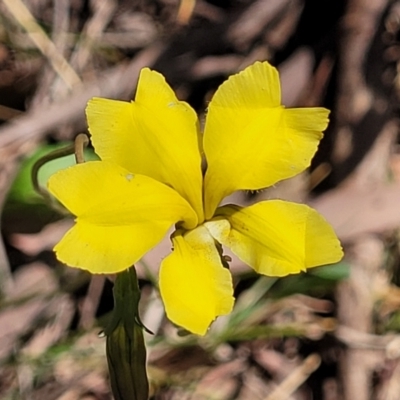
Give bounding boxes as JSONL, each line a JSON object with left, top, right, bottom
{"left": 2, "top": 0, "right": 81, "bottom": 89}
{"left": 264, "top": 354, "right": 321, "bottom": 400}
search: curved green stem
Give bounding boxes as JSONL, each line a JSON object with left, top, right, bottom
{"left": 31, "top": 133, "right": 89, "bottom": 212}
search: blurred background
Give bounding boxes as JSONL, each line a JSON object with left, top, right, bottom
{"left": 1, "top": 0, "right": 400, "bottom": 399}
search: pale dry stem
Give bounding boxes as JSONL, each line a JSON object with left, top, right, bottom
{"left": 2, "top": 0, "right": 81, "bottom": 89}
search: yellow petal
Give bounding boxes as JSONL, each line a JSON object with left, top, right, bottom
{"left": 48, "top": 161, "right": 198, "bottom": 273}
{"left": 86, "top": 68, "right": 204, "bottom": 221}
{"left": 203, "top": 61, "right": 329, "bottom": 218}
{"left": 159, "top": 226, "right": 234, "bottom": 335}
{"left": 205, "top": 201, "right": 343, "bottom": 277}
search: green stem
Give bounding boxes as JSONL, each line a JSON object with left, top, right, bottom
{"left": 31, "top": 133, "right": 89, "bottom": 212}
{"left": 105, "top": 267, "right": 150, "bottom": 400}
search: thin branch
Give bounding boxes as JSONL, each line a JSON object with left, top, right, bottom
{"left": 2, "top": 0, "right": 81, "bottom": 89}
{"left": 0, "top": 42, "right": 165, "bottom": 151}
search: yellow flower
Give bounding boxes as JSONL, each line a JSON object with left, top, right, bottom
{"left": 48, "top": 62, "right": 343, "bottom": 335}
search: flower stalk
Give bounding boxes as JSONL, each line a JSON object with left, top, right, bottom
{"left": 105, "top": 267, "right": 149, "bottom": 400}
